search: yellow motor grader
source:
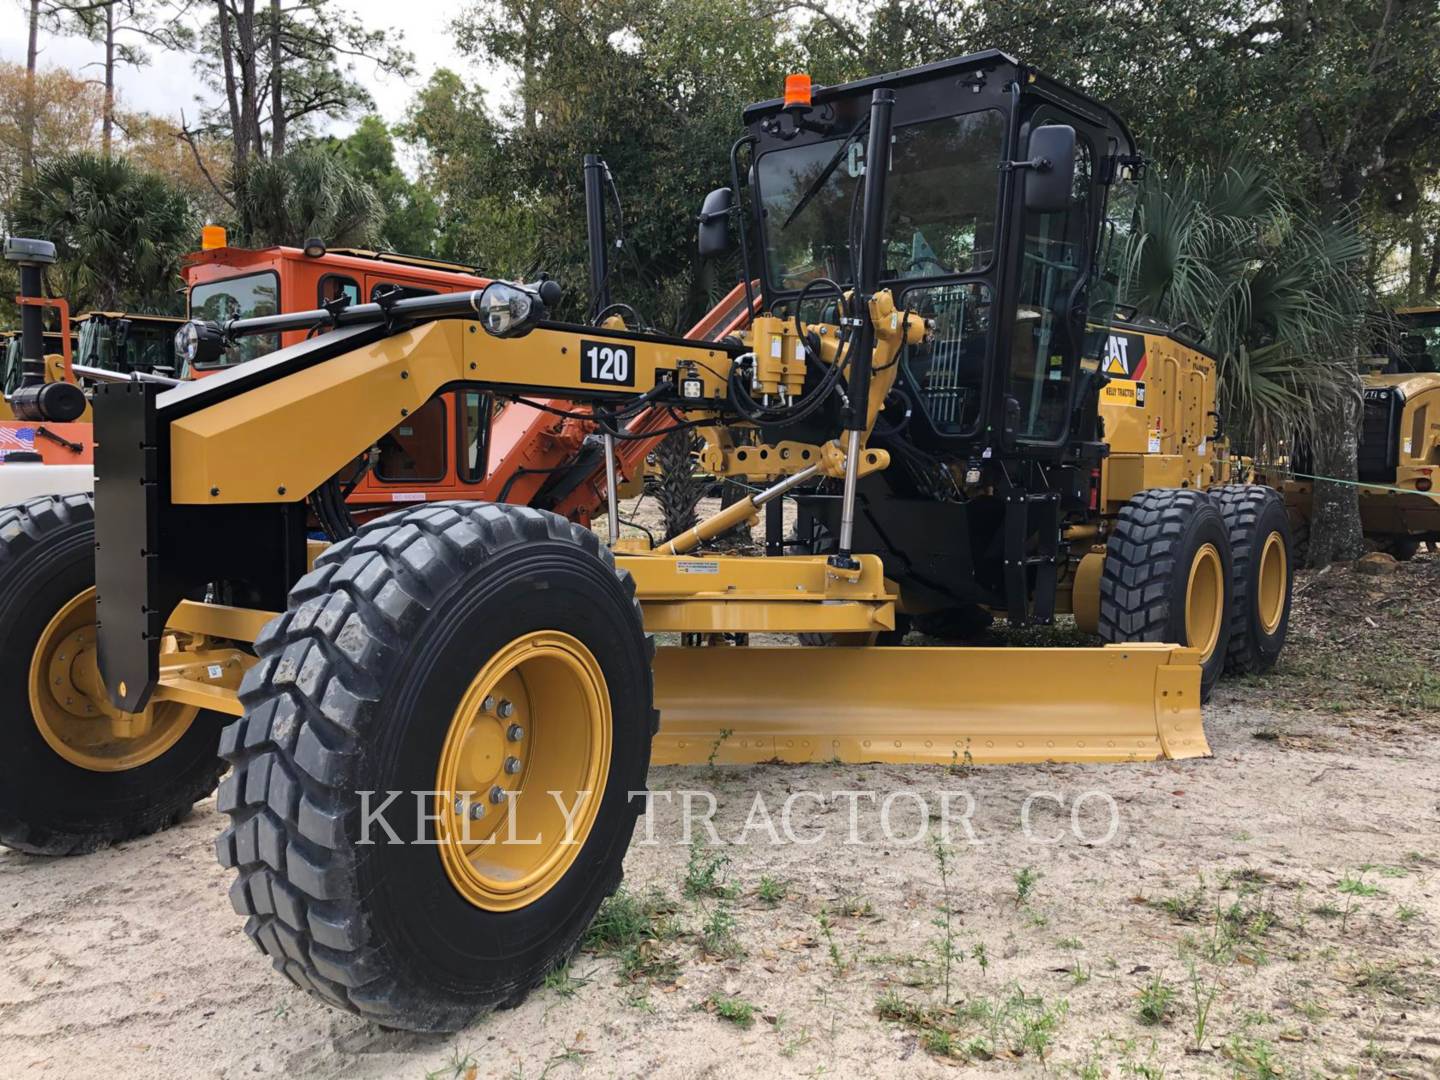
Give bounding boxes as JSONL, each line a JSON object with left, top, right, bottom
{"left": 0, "top": 51, "right": 1291, "bottom": 1031}
{"left": 1276, "top": 306, "right": 1440, "bottom": 559}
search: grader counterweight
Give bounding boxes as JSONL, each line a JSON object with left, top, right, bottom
{"left": 0, "top": 50, "right": 1289, "bottom": 1032}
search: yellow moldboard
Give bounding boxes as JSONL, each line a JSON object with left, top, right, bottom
{"left": 650, "top": 643, "right": 1207, "bottom": 766}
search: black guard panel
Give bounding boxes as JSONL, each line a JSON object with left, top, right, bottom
{"left": 94, "top": 383, "right": 310, "bottom": 714}
{"left": 93, "top": 381, "right": 162, "bottom": 712}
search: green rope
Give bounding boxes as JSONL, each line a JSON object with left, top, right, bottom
{"left": 1256, "top": 466, "right": 1435, "bottom": 498}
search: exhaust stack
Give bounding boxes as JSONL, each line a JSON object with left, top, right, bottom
{"left": 4, "top": 237, "right": 84, "bottom": 422}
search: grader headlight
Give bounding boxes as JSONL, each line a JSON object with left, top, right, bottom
{"left": 174, "top": 319, "right": 226, "bottom": 367}
{"left": 474, "top": 281, "right": 546, "bottom": 339}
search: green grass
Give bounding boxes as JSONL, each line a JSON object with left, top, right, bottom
{"left": 700, "top": 902, "right": 743, "bottom": 958}
{"left": 1223, "top": 1034, "right": 1283, "bottom": 1079}
{"left": 619, "top": 942, "right": 679, "bottom": 983}
{"left": 1156, "top": 885, "right": 1207, "bottom": 923}
{"left": 816, "top": 908, "right": 848, "bottom": 975}
{"left": 755, "top": 875, "right": 788, "bottom": 905}
{"left": 542, "top": 963, "right": 590, "bottom": 998}
{"left": 1338, "top": 871, "right": 1382, "bottom": 897}
{"left": 1354, "top": 962, "right": 1416, "bottom": 1001}
{"left": 877, "top": 985, "right": 1068, "bottom": 1063}
{"left": 684, "top": 844, "right": 738, "bottom": 900}
{"left": 706, "top": 993, "right": 757, "bottom": 1028}
{"left": 1137, "top": 975, "right": 1175, "bottom": 1025}
{"left": 1014, "top": 865, "right": 1042, "bottom": 904}
{"left": 584, "top": 887, "right": 675, "bottom": 952}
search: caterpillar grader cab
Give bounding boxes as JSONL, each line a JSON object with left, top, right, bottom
{"left": 1278, "top": 306, "right": 1440, "bottom": 559}
{"left": 0, "top": 51, "right": 1291, "bottom": 1033}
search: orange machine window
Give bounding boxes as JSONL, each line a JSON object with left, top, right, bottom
{"left": 458, "top": 391, "right": 493, "bottom": 483}
{"left": 370, "top": 281, "right": 438, "bottom": 302}
{"left": 318, "top": 274, "right": 360, "bottom": 306}
{"left": 376, "top": 397, "right": 448, "bottom": 482}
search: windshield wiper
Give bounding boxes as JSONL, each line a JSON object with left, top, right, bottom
{"left": 781, "top": 117, "right": 870, "bottom": 231}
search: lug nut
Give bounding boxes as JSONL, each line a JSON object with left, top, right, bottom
{"left": 453, "top": 795, "right": 465, "bottom": 815}
{"left": 497, "top": 700, "right": 514, "bottom": 719}
{"left": 507, "top": 723, "right": 524, "bottom": 742}
{"left": 489, "top": 785, "right": 507, "bottom": 804}
{"left": 504, "top": 756, "right": 521, "bottom": 775}
{"left": 469, "top": 803, "right": 485, "bottom": 820}
{"left": 481, "top": 694, "right": 496, "bottom": 712}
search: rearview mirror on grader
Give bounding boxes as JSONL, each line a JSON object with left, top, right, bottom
{"left": 0, "top": 51, "right": 1293, "bottom": 1033}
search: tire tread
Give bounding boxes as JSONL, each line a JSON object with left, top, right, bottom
{"left": 216, "top": 501, "right": 649, "bottom": 1031}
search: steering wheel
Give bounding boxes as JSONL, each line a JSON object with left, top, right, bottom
{"left": 906, "top": 255, "right": 948, "bottom": 274}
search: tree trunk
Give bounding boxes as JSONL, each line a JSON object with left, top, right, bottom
{"left": 234, "top": 0, "right": 263, "bottom": 161}
{"left": 1407, "top": 215, "right": 1427, "bottom": 304}
{"left": 1426, "top": 229, "right": 1440, "bottom": 298}
{"left": 22, "top": 0, "right": 39, "bottom": 181}
{"left": 1306, "top": 391, "right": 1366, "bottom": 567}
{"left": 269, "top": 0, "right": 285, "bottom": 156}
{"left": 102, "top": 3, "right": 115, "bottom": 158}
{"left": 217, "top": 0, "right": 246, "bottom": 171}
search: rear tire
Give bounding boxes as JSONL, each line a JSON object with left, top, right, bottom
{"left": 1381, "top": 537, "right": 1420, "bottom": 561}
{"left": 215, "top": 502, "right": 655, "bottom": 1032}
{"left": 0, "top": 494, "right": 223, "bottom": 855}
{"left": 1099, "top": 488, "right": 1233, "bottom": 702}
{"left": 1212, "top": 485, "right": 1293, "bottom": 676}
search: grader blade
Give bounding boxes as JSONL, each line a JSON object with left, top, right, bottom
{"left": 651, "top": 643, "right": 1207, "bottom": 765}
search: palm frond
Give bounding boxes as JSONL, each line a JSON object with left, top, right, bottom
{"left": 1119, "top": 161, "right": 1368, "bottom": 459}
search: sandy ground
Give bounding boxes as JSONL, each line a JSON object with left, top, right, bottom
{"left": 2, "top": 514, "right": 1438, "bottom": 1079}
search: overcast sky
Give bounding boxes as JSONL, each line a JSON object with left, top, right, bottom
{"left": 0, "top": 0, "right": 496, "bottom": 137}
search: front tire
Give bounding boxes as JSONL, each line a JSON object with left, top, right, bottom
{"left": 1099, "top": 489, "right": 1233, "bottom": 702}
{"left": 0, "top": 494, "right": 223, "bottom": 855}
{"left": 216, "top": 502, "right": 655, "bottom": 1032}
{"left": 1212, "top": 485, "right": 1293, "bottom": 675}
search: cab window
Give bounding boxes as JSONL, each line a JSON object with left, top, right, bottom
{"left": 318, "top": 275, "right": 360, "bottom": 307}
{"left": 1006, "top": 119, "right": 1094, "bottom": 442}
{"left": 370, "top": 282, "right": 438, "bottom": 302}
{"left": 376, "top": 396, "right": 447, "bottom": 482}
{"left": 899, "top": 282, "right": 993, "bottom": 435}
{"left": 189, "top": 272, "right": 280, "bottom": 366}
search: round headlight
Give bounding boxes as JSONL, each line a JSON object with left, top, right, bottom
{"left": 174, "top": 319, "right": 225, "bottom": 367}
{"left": 475, "top": 282, "right": 542, "bottom": 338}
{"left": 175, "top": 321, "right": 199, "bottom": 363}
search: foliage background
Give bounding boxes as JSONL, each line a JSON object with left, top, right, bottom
{"left": 2, "top": 0, "right": 1439, "bottom": 560}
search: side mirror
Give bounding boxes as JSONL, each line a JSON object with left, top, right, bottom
{"left": 1023, "top": 124, "right": 1077, "bottom": 214}
{"left": 697, "top": 187, "right": 734, "bottom": 258}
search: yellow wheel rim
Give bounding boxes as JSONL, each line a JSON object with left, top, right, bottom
{"left": 435, "top": 631, "right": 611, "bottom": 911}
{"left": 1256, "top": 531, "right": 1287, "bottom": 635}
{"left": 1184, "top": 543, "right": 1224, "bottom": 662}
{"left": 28, "top": 588, "right": 197, "bottom": 772}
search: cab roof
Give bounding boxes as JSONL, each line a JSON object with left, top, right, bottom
{"left": 182, "top": 244, "right": 488, "bottom": 285}
{"left": 743, "top": 49, "right": 1136, "bottom": 156}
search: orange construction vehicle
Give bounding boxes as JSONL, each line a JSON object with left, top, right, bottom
{"left": 3, "top": 224, "right": 750, "bottom": 532}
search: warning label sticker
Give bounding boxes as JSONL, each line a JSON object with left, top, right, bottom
{"left": 677, "top": 560, "right": 720, "bottom": 574}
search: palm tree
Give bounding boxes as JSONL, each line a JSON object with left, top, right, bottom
{"left": 1114, "top": 162, "right": 1370, "bottom": 461}
{"left": 10, "top": 152, "right": 196, "bottom": 312}
{"left": 230, "top": 146, "right": 385, "bottom": 249}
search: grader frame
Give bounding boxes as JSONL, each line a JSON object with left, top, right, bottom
{"left": 0, "top": 48, "right": 1302, "bottom": 1035}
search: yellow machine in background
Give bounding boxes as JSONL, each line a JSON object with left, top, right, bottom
{"left": 1277, "top": 306, "right": 1440, "bottom": 559}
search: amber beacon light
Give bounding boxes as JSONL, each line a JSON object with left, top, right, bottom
{"left": 783, "top": 72, "right": 812, "bottom": 109}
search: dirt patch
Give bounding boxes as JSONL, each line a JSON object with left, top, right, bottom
{"left": 2, "top": 541, "right": 1438, "bottom": 1079}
